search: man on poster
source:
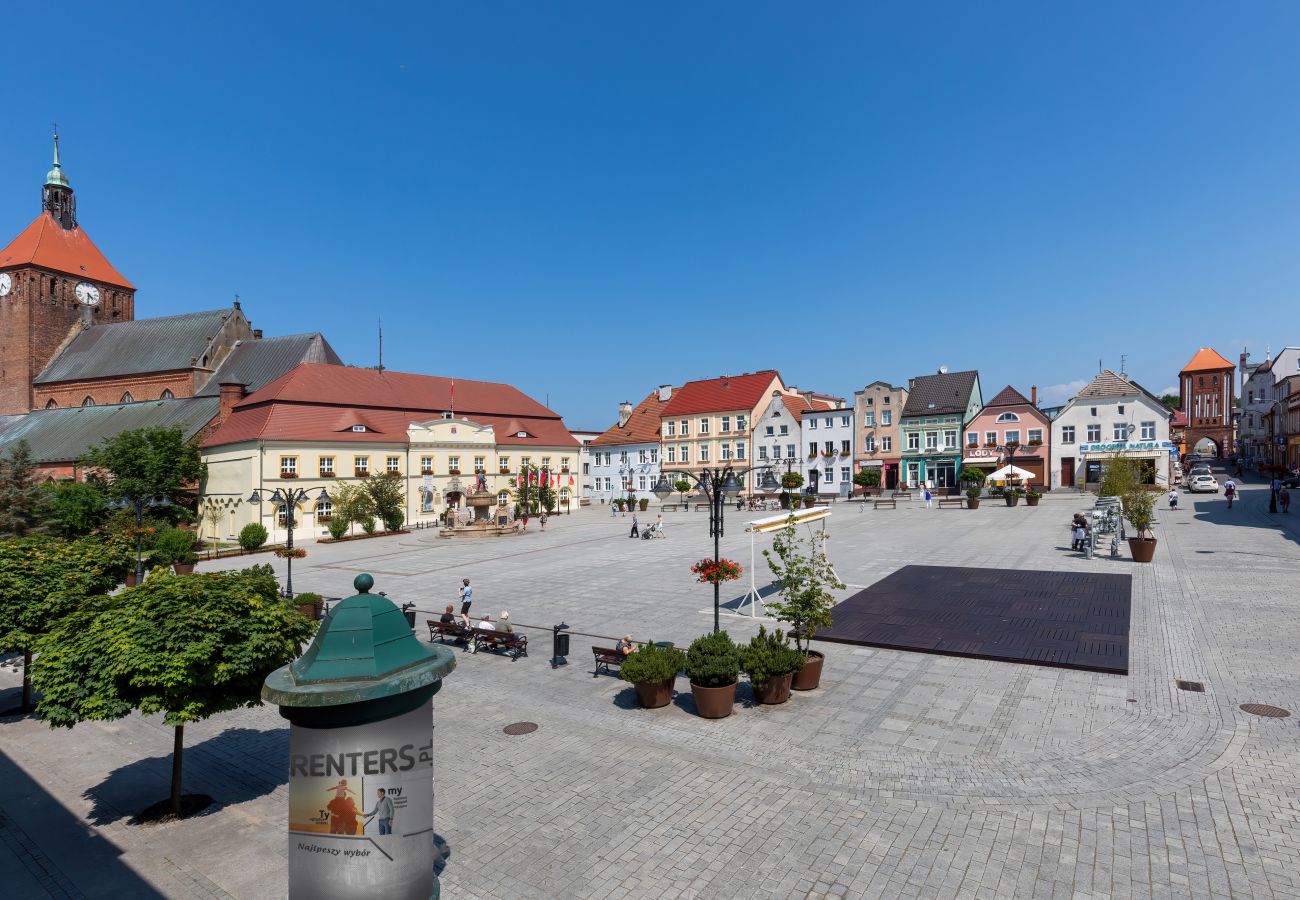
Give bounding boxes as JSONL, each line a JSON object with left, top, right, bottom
{"left": 365, "top": 788, "right": 396, "bottom": 836}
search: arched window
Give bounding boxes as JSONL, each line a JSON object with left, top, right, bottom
{"left": 81, "top": 396, "right": 95, "bottom": 407}
{"left": 315, "top": 500, "right": 333, "bottom": 521}
{"left": 160, "top": 389, "right": 175, "bottom": 400}
{"left": 995, "top": 412, "right": 1020, "bottom": 423}
{"left": 45, "top": 399, "right": 58, "bottom": 409}
{"left": 120, "top": 391, "right": 134, "bottom": 404}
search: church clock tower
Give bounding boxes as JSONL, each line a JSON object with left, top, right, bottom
{"left": 0, "top": 132, "right": 136, "bottom": 414}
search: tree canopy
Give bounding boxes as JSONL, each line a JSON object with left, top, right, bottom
{"left": 0, "top": 440, "right": 49, "bottom": 538}
{"left": 364, "top": 473, "right": 405, "bottom": 531}
{"left": 81, "top": 426, "right": 206, "bottom": 507}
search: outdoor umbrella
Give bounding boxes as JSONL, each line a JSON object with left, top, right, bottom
{"left": 987, "top": 464, "right": 1035, "bottom": 483}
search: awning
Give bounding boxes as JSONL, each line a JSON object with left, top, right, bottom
{"left": 858, "top": 460, "right": 883, "bottom": 468}
{"left": 962, "top": 457, "right": 997, "bottom": 466}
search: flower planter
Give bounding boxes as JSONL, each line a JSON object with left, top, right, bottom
{"left": 791, "top": 650, "right": 824, "bottom": 691}
{"left": 172, "top": 562, "right": 196, "bottom": 575}
{"left": 752, "top": 673, "right": 793, "bottom": 705}
{"left": 690, "top": 681, "right": 736, "bottom": 718}
{"left": 1026, "top": 496, "right": 1040, "bottom": 507}
{"left": 1128, "top": 537, "right": 1157, "bottom": 563}
{"left": 633, "top": 677, "right": 676, "bottom": 709}
{"left": 967, "top": 498, "right": 980, "bottom": 509}
{"left": 297, "top": 601, "right": 323, "bottom": 621}
{"left": 124, "top": 572, "right": 139, "bottom": 587}
{"left": 1004, "top": 494, "right": 1019, "bottom": 507}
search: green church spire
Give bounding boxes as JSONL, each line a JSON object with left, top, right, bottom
{"left": 45, "top": 129, "right": 70, "bottom": 188}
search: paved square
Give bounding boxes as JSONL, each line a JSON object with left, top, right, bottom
{"left": 817, "top": 565, "right": 1131, "bottom": 674}
{"left": 3, "top": 475, "right": 1300, "bottom": 898}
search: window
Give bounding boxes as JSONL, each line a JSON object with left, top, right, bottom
{"left": 943, "top": 430, "right": 957, "bottom": 449}
{"left": 765, "top": 425, "right": 774, "bottom": 436}
{"left": 842, "top": 416, "right": 850, "bottom": 427}
{"left": 779, "top": 424, "right": 788, "bottom": 435}
{"left": 541, "top": 457, "right": 551, "bottom": 469}
{"left": 824, "top": 468, "right": 834, "bottom": 483}
{"left": 700, "top": 444, "right": 711, "bottom": 462}
{"left": 1118, "top": 405, "right": 1125, "bottom": 414}
{"left": 638, "top": 475, "right": 647, "bottom": 490}
{"left": 276, "top": 503, "right": 290, "bottom": 527}
{"left": 498, "top": 456, "right": 510, "bottom": 473}
{"left": 1140, "top": 420, "right": 1156, "bottom": 440}
{"left": 497, "top": 491, "right": 510, "bottom": 506}
{"left": 808, "top": 418, "right": 817, "bottom": 429}
{"left": 736, "top": 442, "right": 746, "bottom": 460}
{"left": 1112, "top": 423, "right": 1127, "bottom": 440}
{"left": 864, "top": 412, "right": 875, "bottom": 427}
{"left": 351, "top": 424, "right": 367, "bottom": 432}
{"left": 521, "top": 456, "right": 532, "bottom": 469}
{"left": 882, "top": 411, "right": 891, "bottom": 426}
{"left": 736, "top": 416, "right": 747, "bottom": 431}
{"left": 719, "top": 443, "right": 730, "bottom": 460}
{"left": 649, "top": 448, "right": 658, "bottom": 463}
{"left": 421, "top": 456, "right": 435, "bottom": 475}
{"left": 1003, "top": 430, "right": 1019, "bottom": 444}
{"left": 925, "top": 432, "right": 938, "bottom": 450}
{"left": 809, "top": 442, "right": 818, "bottom": 455}
{"left": 866, "top": 397, "right": 874, "bottom": 406}
{"left": 160, "top": 389, "right": 174, "bottom": 400}
{"left": 638, "top": 449, "right": 647, "bottom": 463}
{"left": 881, "top": 436, "right": 892, "bottom": 451}
{"left": 759, "top": 445, "right": 768, "bottom": 459}
{"left": 320, "top": 456, "right": 335, "bottom": 477}
{"left": 388, "top": 456, "right": 402, "bottom": 474}
{"left": 355, "top": 456, "right": 370, "bottom": 476}
{"left": 841, "top": 466, "right": 851, "bottom": 482}
{"left": 967, "top": 432, "right": 979, "bottom": 447}
{"left": 666, "top": 421, "right": 676, "bottom": 436}
{"left": 786, "top": 444, "right": 796, "bottom": 458}
{"left": 120, "top": 391, "right": 133, "bottom": 404}
{"left": 473, "top": 456, "right": 485, "bottom": 473}
{"left": 620, "top": 450, "right": 628, "bottom": 464}
{"left": 1086, "top": 425, "right": 1101, "bottom": 442}
{"left": 995, "top": 412, "right": 1020, "bottom": 423}
{"left": 1090, "top": 407, "right": 1097, "bottom": 417}
{"left": 679, "top": 420, "right": 689, "bottom": 436}
{"left": 722, "top": 416, "right": 731, "bottom": 432}
{"left": 907, "top": 432, "right": 919, "bottom": 451}
{"left": 824, "top": 441, "right": 834, "bottom": 454}
{"left": 316, "top": 499, "right": 333, "bottom": 521}
{"left": 824, "top": 417, "right": 833, "bottom": 428}
{"left": 1061, "top": 426, "right": 1075, "bottom": 444}
{"left": 699, "top": 417, "right": 710, "bottom": 434}
{"left": 679, "top": 445, "right": 689, "bottom": 463}
{"left": 667, "top": 446, "right": 676, "bottom": 463}
{"left": 985, "top": 431, "right": 997, "bottom": 445}
{"left": 841, "top": 440, "right": 851, "bottom": 454}
{"left": 448, "top": 455, "right": 460, "bottom": 473}
{"left": 81, "top": 396, "right": 95, "bottom": 407}
{"left": 280, "top": 456, "right": 298, "bottom": 477}
{"left": 865, "top": 437, "right": 876, "bottom": 452}
{"left": 1028, "top": 428, "right": 1043, "bottom": 444}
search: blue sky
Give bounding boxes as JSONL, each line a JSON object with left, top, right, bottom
{"left": 3, "top": 2, "right": 1298, "bottom": 428}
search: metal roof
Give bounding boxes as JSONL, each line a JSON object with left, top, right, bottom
{"left": 195, "top": 333, "right": 342, "bottom": 396}
{"left": 33, "top": 308, "right": 235, "bottom": 384}
{"left": 0, "top": 397, "right": 219, "bottom": 463}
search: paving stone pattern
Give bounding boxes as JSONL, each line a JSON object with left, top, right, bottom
{"left": 2, "top": 475, "right": 1299, "bottom": 898}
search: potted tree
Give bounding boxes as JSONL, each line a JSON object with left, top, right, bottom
{"left": 739, "top": 626, "right": 804, "bottom": 705}
{"left": 294, "top": 591, "right": 325, "bottom": 621}
{"left": 151, "top": 527, "right": 199, "bottom": 575}
{"left": 619, "top": 641, "right": 685, "bottom": 709}
{"left": 686, "top": 631, "right": 741, "bottom": 718}
{"left": 638, "top": 497, "right": 650, "bottom": 512}
{"left": 1025, "top": 489, "right": 1042, "bottom": 507}
{"left": 780, "top": 472, "right": 804, "bottom": 509}
{"left": 852, "top": 469, "right": 881, "bottom": 497}
{"left": 1004, "top": 487, "right": 1020, "bottom": 507}
{"left": 1123, "top": 484, "right": 1158, "bottom": 562}
{"left": 961, "top": 468, "right": 986, "bottom": 509}
{"left": 763, "top": 517, "right": 845, "bottom": 691}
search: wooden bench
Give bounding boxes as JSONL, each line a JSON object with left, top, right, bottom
{"left": 660, "top": 503, "right": 681, "bottom": 511}
{"left": 472, "top": 629, "right": 528, "bottom": 660}
{"left": 593, "top": 645, "right": 628, "bottom": 676}
{"left": 874, "top": 499, "right": 897, "bottom": 509}
{"left": 428, "top": 620, "right": 473, "bottom": 644}
{"left": 937, "top": 498, "right": 964, "bottom": 508}
{"left": 693, "top": 502, "right": 712, "bottom": 511}
{"left": 891, "top": 491, "right": 913, "bottom": 500}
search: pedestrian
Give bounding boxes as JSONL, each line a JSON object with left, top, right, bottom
{"left": 629, "top": 513, "right": 639, "bottom": 538}
{"left": 540, "top": 512, "right": 548, "bottom": 531}
{"left": 1223, "top": 479, "right": 1236, "bottom": 509}
{"left": 610, "top": 499, "right": 617, "bottom": 517}
{"left": 924, "top": 487, "right": 933, "bottom": 509}
{"left": 1071, "top": 513, "right": 1089, "bottom": 551}
{"left": 1270, "top": 474, "right": 1282, "bottom": 507}
{"left": 1167, "top": 487, "right": 1179, "bottom": 510}
{"left": 458, "top": 578, "right": 473, "bottom": 625}
{"left": 1282, "top": 487, "right": 1291, "bottom": 514}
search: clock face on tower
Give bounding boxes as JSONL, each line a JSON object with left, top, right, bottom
{"left": 75, "top": 282, "right": 100, "bottom": 306}
{"left": 0, "top": 272, "right": 12, "bottom": 297}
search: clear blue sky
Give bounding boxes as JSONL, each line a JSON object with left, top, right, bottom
{"left": 4, "top": 2, "right": 1298, "bottom": 428}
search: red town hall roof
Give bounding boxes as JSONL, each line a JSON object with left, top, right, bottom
{"left": 661, "top": 370, "right": 782, "bottom": 417}
{"left": 0, "top": 211, "right": 134, "bottom": 289}
{"left": 204, "top": 363, "right": 578, "bottom": 449}
{"left": 1180, "top": 347, "right": 1234, "bottom": 373}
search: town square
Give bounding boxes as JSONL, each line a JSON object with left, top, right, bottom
{"left": 3, "top": 4, "right": 1300, "bottom": 898}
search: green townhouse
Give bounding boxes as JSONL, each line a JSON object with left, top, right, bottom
{"left": 898, "top": 368, "right": 982, "bottom": 491}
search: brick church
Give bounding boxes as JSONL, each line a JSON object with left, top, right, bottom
{"left": 0, "top": 135, "right": 339, "bottom": 475}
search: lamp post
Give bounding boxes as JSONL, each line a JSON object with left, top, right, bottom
{"left": 107, "top": 494, "right": 171, "bottom": 583}
{"left": 654, "top": 465, "right": 780, "bottom": 633}
{"left": 247, "top": 486, "right": 331, "bottom": 598}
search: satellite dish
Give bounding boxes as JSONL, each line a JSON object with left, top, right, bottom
{"left": 939, "top": 365, "right": 949, "bottom": 374}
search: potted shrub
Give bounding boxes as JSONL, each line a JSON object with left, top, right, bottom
{"left": 778, "top": 490, "right": 791, "bottom": 510}
{"left": 852, "top": 469, "right": 881, "bottom": 496}
{"left": 639, "top": 497, "right": 649, "bottom": 512}
{"left": 613, "top": 499, "right": 624, "bottom": 512}
{"left": 790, "top": 496, "right": 802, "bottom": 510}
{"left": 781, "top": 471, "right": 804, "bottom": 492}
{"left": 1025, "top": 489, "right": 1042, "bottom": 507}
{"left": 1004, "top": 488, "right": 1020, "bottom": 507}
{"left": 739, "top": 626, "right": 804, "bottom": 705}
{"left": 165, "top": 528, "right": 200, "bottom": 574}
{"left": 763, "top": 516, "right": 845, "bottom": 690}
{"left": 619, "top": 641, "right": 685, "bottom": 709}
{"left": 326, "top": 515, "right": 350, "bottom": 540}
{"left": 294, "top": 591, "right": 325, "bottom": 621}
{"left": 965, "top": 484, "right": 982, "bottom": 509}
{"left": 1123, "top": 484, "right": 1158, "bottom": 562}
{"left": 686, "top": 631, "right": 740, "bottom": 718}
{"left": 961, "top": 468, "right": 986, "bottom": 508}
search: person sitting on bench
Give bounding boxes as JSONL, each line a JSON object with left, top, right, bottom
{"left": 617, "top": 635, "right": 635, "bottom": 656}
{"left": 496, "top": 611, "right": 513, "bottom": 634}
{"left": 440, "top": 604, "right": 456, "bottom": 625}
{"left": 468, "top": 615, "right": 496, "bottom": 654}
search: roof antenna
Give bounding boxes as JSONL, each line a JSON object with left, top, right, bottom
{"left": 377, "top": 318, "right": 384, "bottom": 372}
{"left": 1120, "top": 354, "right": 1127, "bottom": 376}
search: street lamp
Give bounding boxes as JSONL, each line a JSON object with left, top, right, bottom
{"left": 654, "top": 465, "right": 779, "bottom": 633}
{"left": 107, "top": 494, "right": 172, "bottom": 583}
{"left": 247, "top": 486, "right": 331, "bottom": 598}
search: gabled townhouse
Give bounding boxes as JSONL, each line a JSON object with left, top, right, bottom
{"left": 898, "top": 369, "right": 982, "bottom": 490}
{"left": 1240, "top": 348, "right": 1300, "bottom": 464}
{"left": 854, "top": 380, "right": 908, "bottom": 490}
{"left": 588, "top": 386, "right": 673, "bottom": 502}
{"left": 799, "top": 397, "right": 853, "bottom": 496}
{"left": 1049, "top": 370, "right": 1173, "bottom": 489}
{"left": 963, "top": 385, "right": 1052, "bottom": 486}
{"left": 753, "top": 389, "right": 845, "bottom": 493}
{"left": 659, "top": 371, "right": 785, "bottom": 491}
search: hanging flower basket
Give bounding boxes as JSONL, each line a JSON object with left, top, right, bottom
{"left": 691, "top": 558, "right": 743, "bottom": 584}
{"left": 275, "top": 547, "right": 307, "bottom": 559}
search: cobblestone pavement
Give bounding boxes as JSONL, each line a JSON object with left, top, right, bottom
{"left": 3, "top": 475, "right": 1299, "bottom": 898}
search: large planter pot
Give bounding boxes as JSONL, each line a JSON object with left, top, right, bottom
{"left": 633, "top": 677, "right": 675, "bottom": 709}
{"left": 173, "top": 562, "right": 196, "bottom": 575}
{"left": 1026, "top": 496, "right": 1040, "bottom": 507}
{"left": 124, "top": 572, "right": 139, "bottom": 587}
{"left": 297, "top": 601, "right": 323, "bottom": 621}
{"left": 690, "top": 681, "right": 737, "bottom": 718}
{"left": 967, "top": 498, "right": 981, "bottom": 509}
{"left": 1005, "top": 495, "right": 1019, "bottom": 507}
{"left": 752, "top": 673, "right": 793, "bottom": 705}
{"left": 792, "top": 650, "right": 825, "bottom": 691}
{"left": 1128, "top": 537, "right": 1158, "bottom": 563}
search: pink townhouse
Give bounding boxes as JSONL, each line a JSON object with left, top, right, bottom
{"left": 961, "top": 385, "right": 1053, "bottom": 488}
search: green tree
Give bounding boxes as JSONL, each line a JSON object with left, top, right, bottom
{"left": 674, "top": 478, "right": 691, "bottom": 507}
{"left": 82, "top": 427, "right": 206, "bottom": 515}
{"left": 0, "top": 535, "right": 134, "bottom": 711}
{"left": 852, "top": 470, "right": 881, "bottom": 490}
{"left": 45, "top": 480, "right": 108, "bottom": 537}
{"left": 331, "top": 482, "right": 374, "bottom": 535}
{"left": 31, "top": 564, "right": 316, "bottom": 816}
{"left": 0, "top": 441, "right": 49, "bottom": 538}
{"left": 1158, "top": 393, "right": 1179, "bottom": 410}
{"left": 514, "top": 465, "right": 540, "bottom": 515}
{"left": 763, "top": 517, "right": 845, "bottom": 654}
{"left": 364, "top": 473, "right": 405, "bottom": 531}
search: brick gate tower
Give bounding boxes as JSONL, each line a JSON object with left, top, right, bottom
{"left": 1179, "top": 348, "right": 1235, "bottom": 457}
{"left": 0, "top": 133, "right": 135, "bottom": 414}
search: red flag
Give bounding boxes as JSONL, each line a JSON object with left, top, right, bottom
{"left": 517, "top": 473, "right": 523, "bottom": 488}
{"left": 569, "top": 475, "right": 574, "bottom": 486}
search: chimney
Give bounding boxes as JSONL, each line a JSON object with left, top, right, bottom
{"left": 1031, "top": 385, "right": 1037, "bottom": 406}
{"left": 908, "top": 377, "right": 916, "bottom": 391}
{"left": 253, "top": 328, "right": 263, "bottom": 340}
{"left": 617, "top": 400, "right": 633, "bottom": 428}
{"left": 658, "top": 384, "right": 672, "bottom": 402}
{"left": 218, "top": 382, "right": 247, "bottom": 422}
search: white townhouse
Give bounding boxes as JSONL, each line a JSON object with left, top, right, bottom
{"left": 796, "top": 394, "right": 853, "bottom": 496}
{"left": 1050, "top": 370, "right": 1174, "bottom": 489}
{"left": 588, "top": 386, "right": 673, "bottom": 502}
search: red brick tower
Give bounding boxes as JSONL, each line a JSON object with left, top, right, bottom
{"left": 0, "top": 133, "right": 135, "bottom": 414}
{"left": 1179, "top": 348, "right": 1235, "bottom": 457}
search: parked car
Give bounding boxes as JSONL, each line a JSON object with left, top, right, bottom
{"left": 1185, "top": 465, "right": 1211, "bottom": 485}
{"left": 1188, "top": 474, "right": 1219, "bottom": 493}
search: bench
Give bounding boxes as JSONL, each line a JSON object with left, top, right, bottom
{"left": 660, "top": 503, "right": 681, "bottom": 511}
{"left": 937, "top": 498, "right": 964, "bottom": 508}
{"left": 891, "top": 491, "right": 913, "bottom": 500}
{"left": 693, "top": 502, "right": 712, "bottom": 511}
{"left": 874, "top": 499, "right": 897, "bottom": 510}
{"left": 472, "top": 629, "right": 528, "bottom": 660}
{"left": 593, "top": 645, "right": 628, "bottom": 677}
{"left": 428, "top": 620, "right": 473, "bottom": 644}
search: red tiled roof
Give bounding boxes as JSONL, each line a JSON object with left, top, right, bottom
{"left": 0, "top": 212, "right": 134, "bottom": 289}
{"left": 779, "top": 394, "right": 839, "bottom": 419}
{"left": 204, "top": 364, "right": 577, "bottom": 448}
{"left": 1180, "top": 347, "right": 1234, "bottom": 373}
{"left": 590, "top": 389, "right": 674, "bottom": 447}
{"left": 1170, "top": 410, "right": 1188, "bottom": 427}
{"left": 986, "top": 385, "right": 1031, "bottom": 407}
{"left": 661, "top": 371, "right": 782, "bottom": 417}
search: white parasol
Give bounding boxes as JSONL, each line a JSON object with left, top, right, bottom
{"left": 987, "top": 464, "right": 1035, "bottom": 482}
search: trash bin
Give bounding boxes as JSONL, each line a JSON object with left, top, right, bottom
{"left": 402, "top": 602, "right": 417, "bottom": 628}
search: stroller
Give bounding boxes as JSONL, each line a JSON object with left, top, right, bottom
{"left": 641, "top": 524, "right": 657, "bottom": 540}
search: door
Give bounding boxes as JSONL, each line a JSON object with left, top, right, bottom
{"left": 906, "top": 462, "right": 920, "bottom": 488}
{"left": 1061, "top": 457, "right": 1075, "bottom": 489}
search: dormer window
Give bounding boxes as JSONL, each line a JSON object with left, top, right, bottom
{"left": 443, "top": 412, "right": 453, "bottom": 420}
{"left": 516, "top": 431, "right": 529, "bottom": 438}
{"left": 352, "top": 425, "right": 367, "bottom": 432}
{"left": 995, "top": 412, "right": 1020, "bottom": 423}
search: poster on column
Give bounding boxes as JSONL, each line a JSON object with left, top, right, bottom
{"left": 287, "top": 701, "right": 434, "bottom": 899}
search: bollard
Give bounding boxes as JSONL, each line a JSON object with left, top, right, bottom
{"left": 263, "top": 574, "right": 456, "bottom": 899}
{"left": 551, "top": 622, "right": 570, "bottom": 669}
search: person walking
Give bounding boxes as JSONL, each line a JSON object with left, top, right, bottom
{"left": 1281, "top": 487, "right": 1291, "bottom": 514}
{"left": 458, "top": 578, "right": 473, "bottom": 625}
{"left": 610, "top": 499, "right": 617, "bottom": 517}
{"left": 924, "top": 486, "right": 933, "bottom": 509}
{"left": 1167, "top": 487, "right": 1179, "bottom": 510}
{"left": 540, "top": 512, "right": 548, "bottom": 531}
{"left": 1223, "top": 478, "right": 1236, "bottom": 509}
{"left": 629, "top": 514, "right": 639, "bottom": 539}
